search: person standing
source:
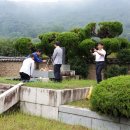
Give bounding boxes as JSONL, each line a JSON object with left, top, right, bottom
{"left": 20, "top": 54, "right": 35, "bottom": 82}
{"left": 93, "top": 43, "right": 106, "bottom": 83}
{"left": 52, "top": 41, "right": 63, "bottom": 82}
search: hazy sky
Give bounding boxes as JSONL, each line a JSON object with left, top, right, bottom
{"left": 7, "top": 0, "right": 82, "bottom": 2}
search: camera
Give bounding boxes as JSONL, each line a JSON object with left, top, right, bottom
{"left": 91, "top": 48, "right": 95, "bottom": 53}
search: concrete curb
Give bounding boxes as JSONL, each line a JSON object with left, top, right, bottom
{"left": 59, "top": 105, "right": 130, "bottom": 130}
{"left": 0, "top": 82, "right": 23, "bottom": 114}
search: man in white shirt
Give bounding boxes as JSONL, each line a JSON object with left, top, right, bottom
{"left": 52, "top": 41, "right": 63, "bottom": 82}
{"left": 93, "top": 43, "right": 106, "bottom": 83}
{"left": 20, "top": 54, "right": 35, "bottom": 82}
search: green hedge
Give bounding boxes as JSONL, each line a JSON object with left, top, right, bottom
{"left": 14, "top": 37, "right": 32, "bottom": 55}
{"left": 117, "top": 49, "right": 130, "bottom": 63}
{"left": 91, "top": 76, "right": 130, "bottom": 118}
{"left": 104, "top": 65, "right": 128, "bottom": 78}
{"left": 69, "top": 56, "right": 88, "bottom": 78}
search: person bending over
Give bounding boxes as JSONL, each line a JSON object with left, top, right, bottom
{"left": 32, "top": 49, "right": 46, "bottom": 63}
{"left": 20, "top": 54, "right": 34, "bottom": 82}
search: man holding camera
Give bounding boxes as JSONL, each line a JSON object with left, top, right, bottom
{"left": 92, "top": 43, "right": 106, "bottom": 83}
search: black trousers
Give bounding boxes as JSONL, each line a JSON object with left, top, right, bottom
{"left": 54, "top": 64, "right": 62, "bottom": 82}
{"left": 96, "top": 61, "right": 105, "bottom": 83}
{"left": 20, "top": 72, "right": 30, "bottom": 82}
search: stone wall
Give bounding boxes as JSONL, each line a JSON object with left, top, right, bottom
{"left": 87, "top": 63, "right": 130, "bottom": 80}
{"left": 0, "top": 61, "right": 52, "bottom": 77}
{"left": 0, "top": 62, "right": 22, "bottom": 77}
{"left": 20, "top": 86, "right": 90, "bottom": 120}
{"left": 0, "top": 57, "right": 130, "bottom": 79}
{"left": 59, "top": 105, "right": 130, "bottom": 130}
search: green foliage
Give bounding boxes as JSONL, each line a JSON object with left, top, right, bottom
{"left": 101, "top": 37, "right": 129, "bottom": 56}
{"left": 0, "top": 112, "right": 88, "bottom": 130}
{"left": 56, "top": 32, "right": 80, "bottom": 60}
{"left": 118, "top": 38, "right": 130, "bottom": 49}
{"left": 67, "top": 99, "right": 92, "bottom": 109}
{"left": 56, "top": 32, "right": 79, "bottom": 47}
{"left": 14, "top": 37, "right": 32, "bottom": 55}
{"left": 39, "top": 32, "right": 60, "bottom": 56}
{"left": 69, "top": 56, "right": 89, "bottom": 78}
{"left": 71, "top": 28, "right": 86, "bottom": 41}
{"left": 0, "top": 77, "right": 95, "bottom": 89}
{"left": 42, "top": 54, "right": 49, "bottom": 60}
{"left": 91, "top": 75, "right": 130, "bottom": 118}
{"left": 98, "top": 21, "right": 123, "bottom": 38}
{"left": 84, "top": 23, "right": 96, "bottom": 38}
{"left": 0, "top": 38, "right": 16, "bottom": 56}
{"left": 117, "top": 49, "right": 130, "bottom": 63}
{"left": 79, "top": 39, "right": 96, "bottom": 57}
{"left": 104, "top": 65, "right": 128, "bottom": 78}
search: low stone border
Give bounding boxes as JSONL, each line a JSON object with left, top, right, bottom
{"left": 20, "top": 86, "right": 90, "bottom": 119}
{"left": 59, "top": 105, "right": 130, "bottom": 130}
{"left": 1, "top": 83, "right": 130, "bottom": 130}
{"left": 0, "top": 83, "right": 23, "bottom": 114}
{"left": 20, "top": 86, "right": 90, "bottom": 107}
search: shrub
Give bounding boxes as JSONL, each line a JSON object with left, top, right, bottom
{"left": 71, "top": 28, "right": 86, "bottom": 41}
{"left": 101, "top": 38, "right": 121, "bottom": 56}
{"left": 79, "top": 39, "right": 96, "bottom": 57}
{"left": 69, "top": 56, "right": 88, "bottom": 78}
{"left": 0, "top": 38, "right": 16, "bottom": 56}
{"left": 101, "top": 37, "right": 129, "bottom": 57}
{"left": 14, "top": 37, "right": 32, "bottom": 56}
{"left": 91, "top": 75, "right": 130, "bottom": 118}
{"left": 117, "top": 49, "right": 130, "bottom": 63}
{"left": 39, "top": 32, "right": 60, "bottom": 56}
{"left": 56, "top": 32, "right": 80, "bottom": 61}
{"left": 118, "top": 38, "right": 130, "bottom": 48}
{"left": 84, "top": 23, "right": 96, "bottom": 38}
{"left": 98, "top": 21, "right": 123, "bottom": 38}
{"left": 104, "top": 65, "right": 128, "bottom": 78}
{"left": 56, "top": 32, "right": 79, "bottom": 48}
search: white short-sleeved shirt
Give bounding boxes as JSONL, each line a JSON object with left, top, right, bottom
{"left": 93, "top": 49, "right": 106, "bottom": 62}
{"left": 20, "top": 58, "right": 34, "bottom": 76}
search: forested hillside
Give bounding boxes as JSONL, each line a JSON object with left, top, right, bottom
{"left": 0, "top": 0, "right": 130, "bottom": 39}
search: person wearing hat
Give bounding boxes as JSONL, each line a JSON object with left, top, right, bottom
{"left": 52, "top": 41, "right": 63, "bottom": 82}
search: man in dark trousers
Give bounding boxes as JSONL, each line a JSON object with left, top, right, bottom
{"left": 52, "top": 41, "right": 63, "bottom": 82}
{"left": 20, "top": 54, "right": 35, "bottom": 82}
{"left": 92, "top": 43, "right": 106, "bottom": 83}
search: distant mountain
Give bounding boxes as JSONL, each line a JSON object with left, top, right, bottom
{"left": 0, "top": 0, "right": 130, "bottom": 39}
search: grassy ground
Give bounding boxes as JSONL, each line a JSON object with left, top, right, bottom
{"left": 0, "top": 112, "right": 89, "bottom": 130}
{"left": 67, "top": 99, "right": 91, "bottom": 109}
{"left": 0, "top": 77, "right": 96, "bottom": 89}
